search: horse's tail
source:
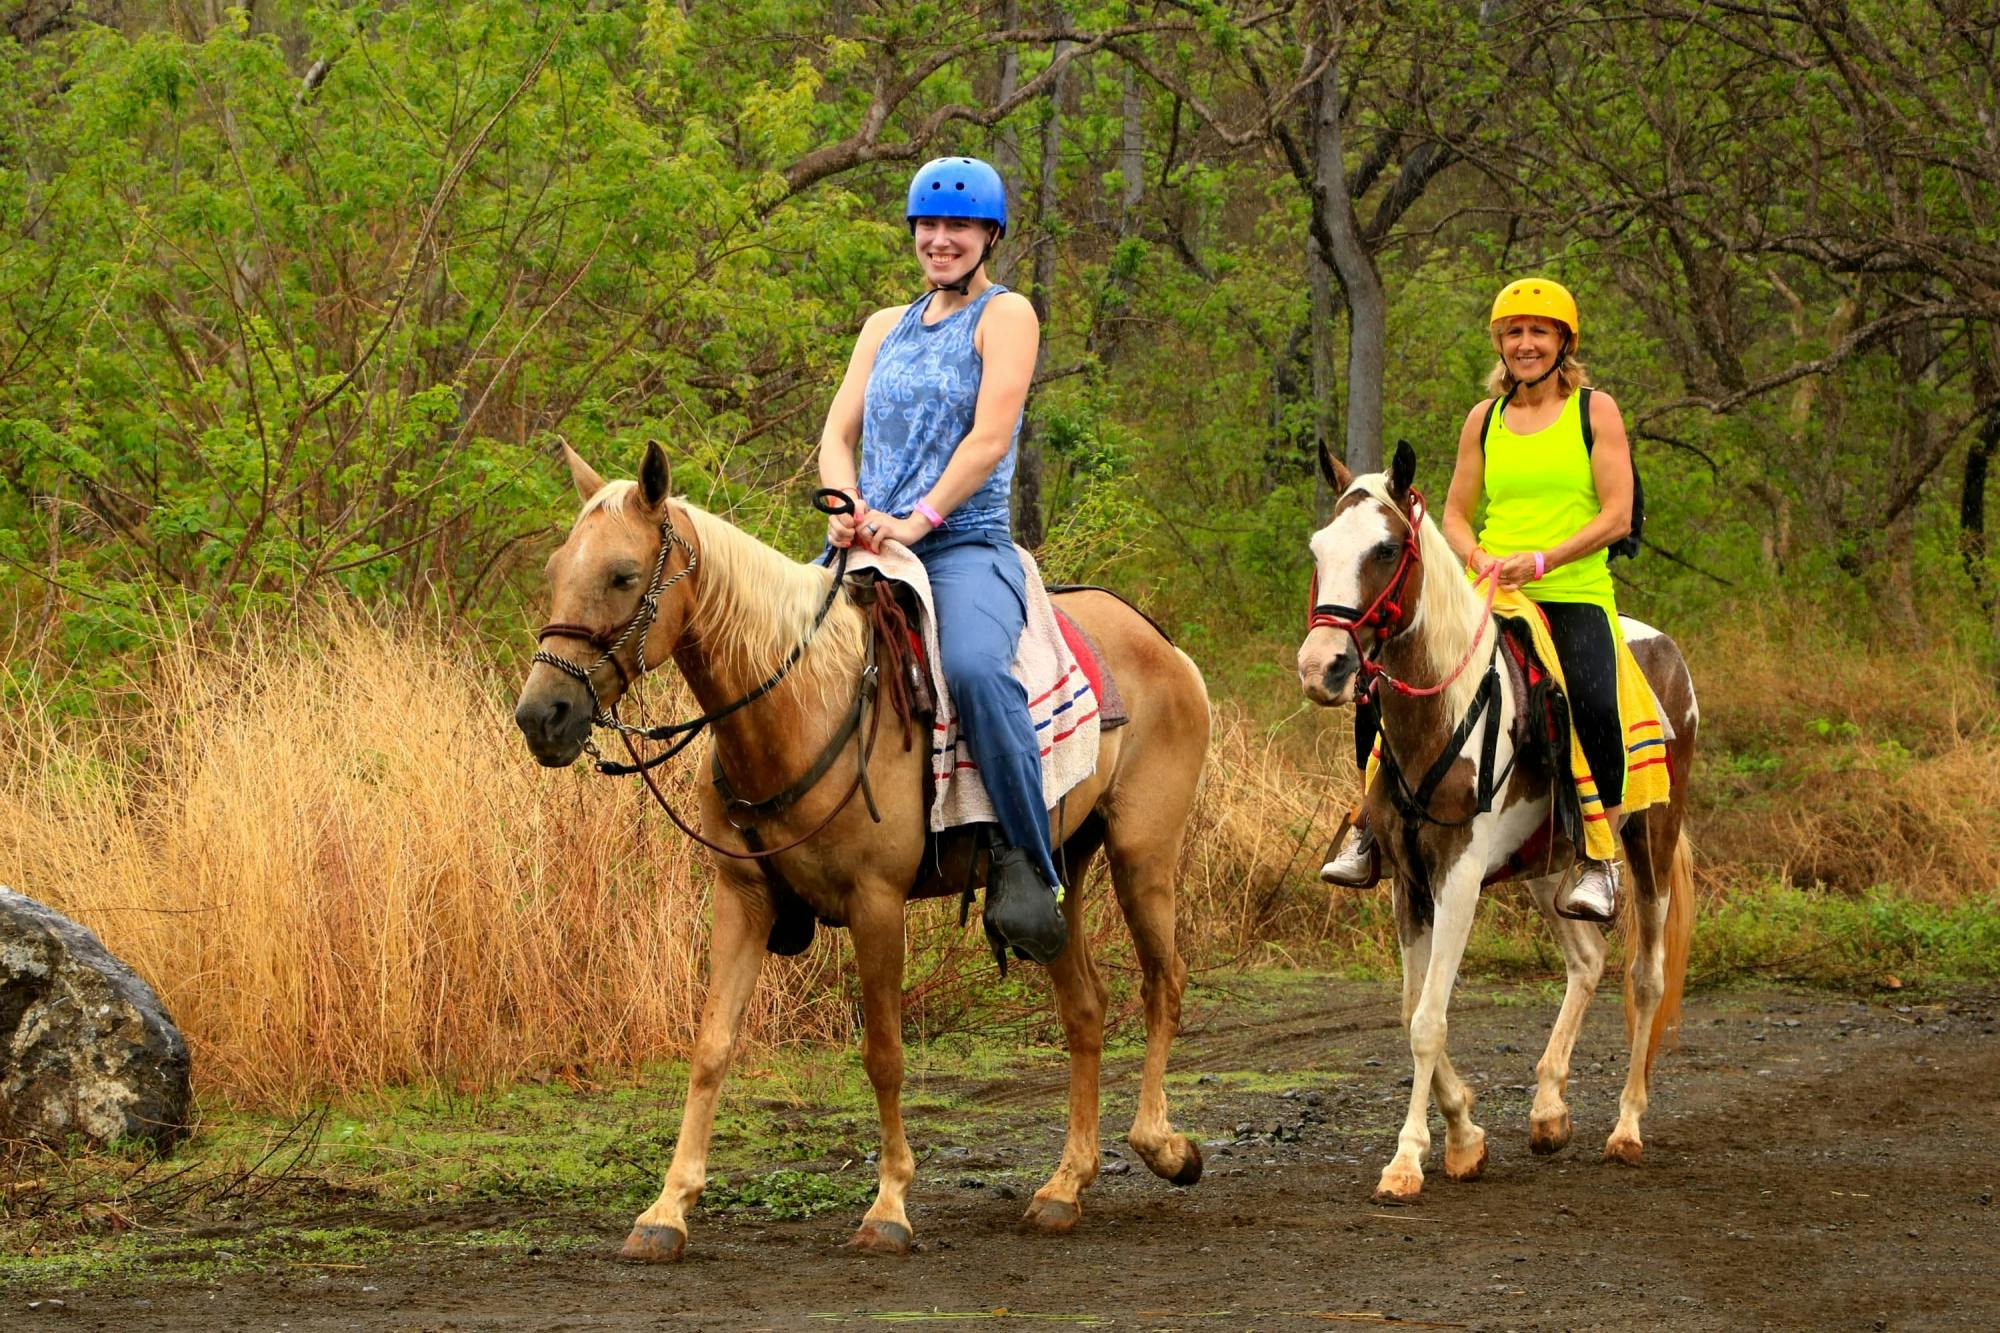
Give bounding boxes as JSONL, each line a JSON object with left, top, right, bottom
{"left": 1625, "top": 830, "right": 1696, "bottom": 1079}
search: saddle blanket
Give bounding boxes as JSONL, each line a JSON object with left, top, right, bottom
{"left": 1357, "top": 588, "right": 1672, "bottom": 863}
{"left": 1489, "top": 586, "right": 1673, "bottom": 860}
{"left": 842, "top": 540, "right": 1101, "bottom": 833}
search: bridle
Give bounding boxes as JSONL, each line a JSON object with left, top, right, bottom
{"left": 529, "top": 491, "right": 870, "bottom": 860}
{"left": 1305, "top": 485, "right": 1497, "bottom": 702}
{"left": 532, "top": 516, "right": 699, "bottom": 739}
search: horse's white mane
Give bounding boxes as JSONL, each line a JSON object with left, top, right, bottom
{"left": 579, "top": 481, "right": 866, "bottom": 702}
{"left": 1341, "top": 473, "right": 1490, "bottom": 722}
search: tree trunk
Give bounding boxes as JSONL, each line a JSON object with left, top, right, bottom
{"left": 1308, "top": 39, "right": 1385, "bottom": 475}
{"left": 1015, "top": 11, "right": 1069, "bottom": 550}
{"left": 1309, "top": 223, "right": 1338, "bottom": 524}
{"left": 990, "top": 0, "right": 1023, "bottom": 287}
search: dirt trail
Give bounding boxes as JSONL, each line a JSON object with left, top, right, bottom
{"left": 12, "top": 979, "right": 1999, "bottom": 1331}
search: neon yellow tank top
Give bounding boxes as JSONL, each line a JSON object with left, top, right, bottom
{"left": 1478, "top": 389, "right": 1616, "bottom": 610}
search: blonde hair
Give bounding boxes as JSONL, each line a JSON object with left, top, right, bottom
{"left": 1484, "top": 323, "right": 1591, "bottom": 397}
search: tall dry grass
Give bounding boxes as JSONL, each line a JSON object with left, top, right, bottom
{"left": 0, "top": 615, "right": 858, "bottom": 1109}
{"left": 0, "top": 616, "right": 1358, "bottom": 1110}
{"left": 5, "top": 608, "right": 1990, "bottom": 1110}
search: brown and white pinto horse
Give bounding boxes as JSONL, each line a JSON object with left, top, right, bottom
{"left": 1296, "top": 443, "right": 1698, "bottom": 1204}
{"left": 515, "top": 442, "right": 1211, "bottom": 1259}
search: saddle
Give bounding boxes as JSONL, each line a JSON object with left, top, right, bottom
{"left": 754, "top": 570, "right": 1128, "bottom": 957}
{"left": 1484, "top": 613, "right": 1584, "bottom": 886}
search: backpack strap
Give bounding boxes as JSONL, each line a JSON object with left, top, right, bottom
{"left": 1478, "top": 389, "right": 1512, "bottom": 453}
{"left": 1580, "top": 385, "right": 1595, "bottom": 455}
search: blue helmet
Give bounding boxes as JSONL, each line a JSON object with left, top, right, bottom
{"left": 905, "top": 156, "right": 1008, "bottom": 237}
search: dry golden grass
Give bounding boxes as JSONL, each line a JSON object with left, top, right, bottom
{"left": 3, "top": 607, "right": 1990, "bottom": 1110}
{"left": 1684, "top": 615, "right": 2000, "bottom": 900}
{"left": 0, "top": 614, "right": 855, "bottom": 1110}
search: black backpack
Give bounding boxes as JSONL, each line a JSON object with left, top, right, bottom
{"left": 1479, "top": 385, "right": 1644, "bottom": 561}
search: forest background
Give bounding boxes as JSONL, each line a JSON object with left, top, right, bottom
{"left": 1, "top": 0, "right": 1997, "bottom": 1109}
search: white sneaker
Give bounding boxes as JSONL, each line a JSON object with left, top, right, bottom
{"left": 1320, "top": 826, "right": 1381, "bottom": 888}
{"left": 1555, "top": 857, "right": 1621, "bottom": 922}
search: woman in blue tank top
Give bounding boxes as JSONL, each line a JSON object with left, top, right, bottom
{"left": 813, "top": 157, "right": 1066, "bottom": 967}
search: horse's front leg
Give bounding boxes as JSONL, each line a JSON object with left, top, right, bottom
{"left": 845, "top": 888, "right": 917, "bottom": 1254}
{"left": 1375, "top": 844, "right": 1487, "bottom": 1204}
{"left": 623, "top": 876, "right": 772, "bottom": 1262}
{"left": 1527, "top": 873, "right": 1608, "bottom": 1155}
{"left": 1024, "top": 886, "right": 1105, "bottom": 1234}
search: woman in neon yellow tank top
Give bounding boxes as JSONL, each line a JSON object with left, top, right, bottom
{"left": 1322, "top": 278, "right": 1635, "bottom": 923}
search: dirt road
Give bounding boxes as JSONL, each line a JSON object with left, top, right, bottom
{"left": 11, "top": 978, "right": 1998, "bottom": 1331}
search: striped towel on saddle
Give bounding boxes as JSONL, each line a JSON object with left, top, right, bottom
{"left": 1489, "top": 587, "right": 1673, "bottom": 861}
{"left": 841, "top": 541, "right": 1101, "bottom": 834}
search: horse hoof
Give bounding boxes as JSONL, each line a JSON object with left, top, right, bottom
{"left": 1371, "top": 1168, "right": 1424, "bottom": 1205}
{"left": 1530, "top": 1112, "right": 1573, "bottom": 1156}
{"left": 1603, "top": 1133, "right": 1643, "bottom": 1167}
{"left": 1022, "top": 1196, "right": 1082, "bottom": 1234}
{"left": 1444, "top": 1131, "right": 1488, "bottom": 1183}
{"left": 1169, "top": 1137, "right": 1204, "bottom": 1187}
{"left": 619, "top": 1224, "right": 687, "bottom": 1263}
{"left": 845, "top": 1219, "right": 913, "bottom": 1255}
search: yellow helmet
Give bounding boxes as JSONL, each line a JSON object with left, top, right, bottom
{"left": 1490, "top": 278, "right": 1579, "bottom": 351}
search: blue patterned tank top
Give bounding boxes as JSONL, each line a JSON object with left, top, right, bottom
{"left": 858, "top": 285, "right": 1019, "bottom": 534}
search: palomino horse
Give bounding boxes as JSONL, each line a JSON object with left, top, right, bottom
{"left": 515, "top": 442, "right": 1211, "bottom": 1259}
{"left": 1295, "top": 442, "right": 1697, "bottom": 1204}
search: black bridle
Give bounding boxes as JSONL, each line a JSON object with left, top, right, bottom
{"left": 531, "top": 490, "right": 856, "bottom": 776}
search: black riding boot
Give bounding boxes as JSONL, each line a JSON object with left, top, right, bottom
{"left": 983, "top": 840, "right": 1068, "bottom": 967}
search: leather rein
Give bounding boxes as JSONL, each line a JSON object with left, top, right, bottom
{"left": 532, "top": 490, "right": 886, "bottom": 861}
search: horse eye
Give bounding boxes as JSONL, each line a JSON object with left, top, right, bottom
{"left": 612, "top": 571, "right": 640, "bottom": 590}
{"left": 1372, "top": 541, "right": 1400, "bottom": 563}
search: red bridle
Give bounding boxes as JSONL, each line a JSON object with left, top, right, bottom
{"left": 1305, "top": 486, "right": 1500, "bottom": 702}
{"left": 1307, "top": 487, "right": 1427, "bottom": 640}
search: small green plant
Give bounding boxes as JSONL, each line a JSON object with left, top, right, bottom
{"left": 701, "top": 1169, "right": 871, "bottom": 1220}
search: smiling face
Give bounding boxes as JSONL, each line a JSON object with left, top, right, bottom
{"left": 1495, "top": 314, "right": 1569, "bottom": 383}
{"left": 912, "top": 216, "right": 993, "bottom": 288}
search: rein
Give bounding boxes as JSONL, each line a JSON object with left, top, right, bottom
{"left": 533, "top": 490, "right": 877, "bottom": 859}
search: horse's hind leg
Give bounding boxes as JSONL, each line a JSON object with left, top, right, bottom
{"left": 846, "top": 888, "right": 918, "bottom": 1254}
{"left": 1024, "top": 867, "right": 1106, "bottom": 1234}
{"left": 1607, "top": 816, "right": 1679, "bottom": 1166}
{"left": 1527, "top": 873, "right": 1609, "bottom": 1156}
{"left": 623, "top": 879, "right": 771, "bottom": 1262}
{"left": 1377, "top": 855, "right": 1487, "bottom": 1204}
{"left": 1105, "top": 807, "right": 1204, "bottom": 1189}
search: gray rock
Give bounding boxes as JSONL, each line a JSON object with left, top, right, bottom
{"left": 2, "top": 886, "right": 192, "bottom": 1152}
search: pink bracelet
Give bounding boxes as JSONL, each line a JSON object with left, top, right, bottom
{"left": 913, "top": 499, "right": 944, "bottom": 529}
{"left": 1532, "top": 551, "right": 1546, "bottom": 581}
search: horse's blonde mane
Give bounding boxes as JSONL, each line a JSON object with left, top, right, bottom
{"left": 579, "top": 482, "right": 866, "bottom": 702}
{"left": 1344, "top": 473, "right": 1490, "bottom": 722}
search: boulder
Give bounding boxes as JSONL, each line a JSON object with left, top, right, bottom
{"left": 1, "top": 886, "right": 192, "bottom": 1152}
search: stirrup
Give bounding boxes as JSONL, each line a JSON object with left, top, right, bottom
{"left": 982, "top": 844, "right": 1068, "bottom": 969}
{"left": 1555, "top": 857, "right": 1621, "bottom": 923}
{"left": 1320, "top": 825, "right": 1381, "bottom": 889}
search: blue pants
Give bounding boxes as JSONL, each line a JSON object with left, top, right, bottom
{"left": 916, "top": 527, "right": 1061, "bottom": 889}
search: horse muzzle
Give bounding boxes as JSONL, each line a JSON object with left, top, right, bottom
{"left": 1297, "top": 633, "right": 1360, "bottom": 708}
{"left": 514, "top": 674, "right": 593, "bottom": 767}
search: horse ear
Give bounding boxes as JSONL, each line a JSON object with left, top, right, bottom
{"left": 1317, "top": 440, "right": 1353, "bottom": 493}
{"left": 555, "top": 436, "right": 606, "bottom": 501}
{"left": 1389, "top": 439, "right": 1417, "bottom": 499}
{"left": 639, "top": 440, "right": 672, "bottom": 510}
